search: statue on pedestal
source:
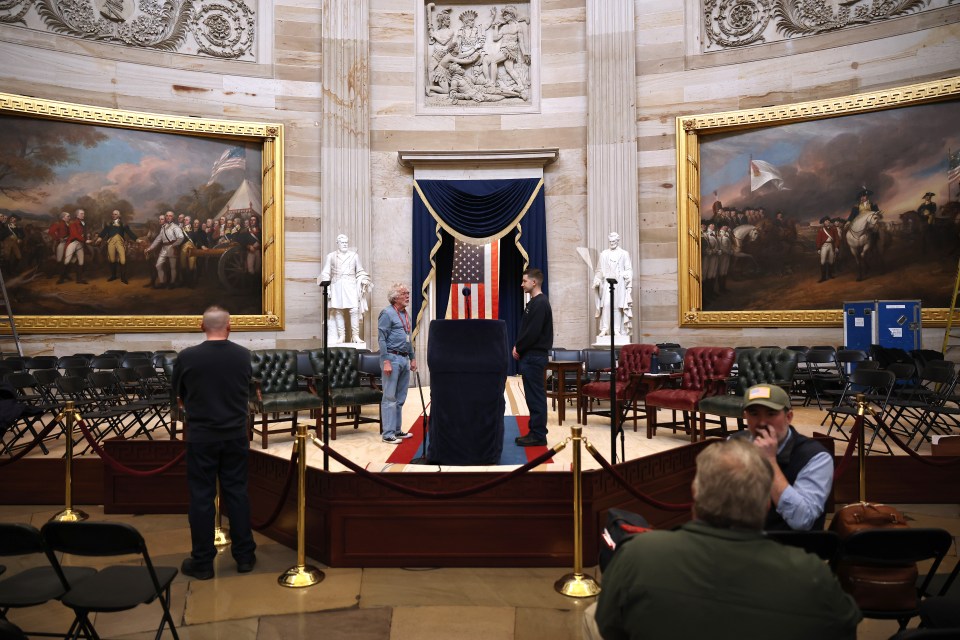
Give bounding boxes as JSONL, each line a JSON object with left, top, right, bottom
{"left": 593, "top": 231, "right": 633, "bottom": 343}
{"left": 318, "top": 234, "right": 373, "bottom": 345}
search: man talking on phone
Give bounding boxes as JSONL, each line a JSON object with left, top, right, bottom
{"left": 740, "top": 384, "right": 833, "bottom": 531}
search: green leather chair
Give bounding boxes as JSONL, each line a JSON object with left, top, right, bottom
{"left": 250, "top": 349, "right": 325, "bottom": 449}
{"left": 307, "top": 348, "right": 382, "bottom": 440}
{"left": 697, "top": 347, "right": 799, "bottom": 436}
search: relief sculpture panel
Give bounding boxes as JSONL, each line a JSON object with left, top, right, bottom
{"left": 702, "top": 0, "right": 950, "bottom": 51}
{"left": 0, "top": 0, "right": 257, "bottom": 60}
{"left": 418, "top": 2, "right": 540, "bottom": 114}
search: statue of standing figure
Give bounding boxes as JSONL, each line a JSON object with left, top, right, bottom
{"left": 593, "top": 232, "right": 633, "bottom": 341}
{"left": 318, "top": 234, "right": 373, "bottom": 345}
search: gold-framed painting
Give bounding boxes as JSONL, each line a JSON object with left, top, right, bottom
{"left": 0, "top": 92, "right": 284, "bottom": 333}
{"left": 676, "top": 76, "right": 960, "bottom": 328}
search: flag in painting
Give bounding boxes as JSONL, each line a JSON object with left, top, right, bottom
{"left": 207, "top": 147, "right": 246, "bottom": 185}
{"left": 949, "top": 150, "right": 960, "bottom": 184}
{"left": 448, "top": 238, "right": 499, "bottom": 319}
{"left": 749, "top": 159, "right": 788, "bottom": 192}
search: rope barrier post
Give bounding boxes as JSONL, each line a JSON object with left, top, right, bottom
{"left": 213, "top": 477, "right": 231, "bottom": 547}
{"left": 855, "top": 392, "right": 867, "bottom": 503}
{"left": 50, "top": 402, "right": 88, "bottom": 523}
{"left": 555, "top": 424, "right": 601, "bottom": 598}
{"left": 278, "top": 422, "right": 324, "bottom": 588}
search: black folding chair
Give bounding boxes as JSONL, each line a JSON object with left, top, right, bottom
{"left": 0, "top": 523, "right": 96, "bottom": 638}
{"left": 764, "top": 529, "right": 840, "bottom": 562}
{"left": 41, "top": 521, "right": 179, "bottom": 640}
{"left": 831, "top": 527, "right": 953, "bottom": 630}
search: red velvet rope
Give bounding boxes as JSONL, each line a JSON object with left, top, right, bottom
{"left": 871, "top": 412, "right": 960, "bottom": 467}
{"left": 584, "top": 441, "right": 692, "bottom": 512}
{"left": 75, "top": 418, "right": 186, "bottom": 476}
{"left": 832, "top": 416, "right": 861, "bottom": 481}
{"left": 251, "top": 445, "right": 298, "bottom": 530}
{"left": 0, "top": 418, "right": 60, "bottom": 468}
{"left": 312, "top": 436, "right": 559, "bottom": 499}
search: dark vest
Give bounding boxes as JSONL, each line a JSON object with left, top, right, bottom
{"left": 765, "top": 426, "right": 828, "bottom": 531}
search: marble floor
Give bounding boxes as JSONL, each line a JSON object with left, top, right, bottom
{"left": 3, "top": 378, "right": 958, "bottom": 639}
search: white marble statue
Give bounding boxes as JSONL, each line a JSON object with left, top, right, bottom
{"left": 318, "top": 234, "right": 373, "bottom": 345}
{"left": 593, "top": 231, "right": 633, "bottom": 342}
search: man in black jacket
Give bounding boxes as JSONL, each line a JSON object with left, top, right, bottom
{"left": 512, "top": 267, "right": 553, "bottom": 447}
{"left": 173, "top": 306, "right": 257, "bottom": 579}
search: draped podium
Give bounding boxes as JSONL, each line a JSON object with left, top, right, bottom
{"left": 411, "top": 178, "right": 547, "bottom": 375}
{"left": 426, "top": 319, "right": 508, "bottom": 465}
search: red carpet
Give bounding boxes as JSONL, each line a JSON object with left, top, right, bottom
{"left": 385, "top": 415, "right": 548, "bottom": 465}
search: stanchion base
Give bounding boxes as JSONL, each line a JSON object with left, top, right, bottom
{"left": 278, "top": 564, "right": 325, "bottom": 588}
{"left": 554, "top": 572, "right": 601, "bottom": 598}
{"left": 214, "top": 527, "right": 231, "bottom": 547}
{"left": 50, "top": 508, "right": 89, "bottom": 523}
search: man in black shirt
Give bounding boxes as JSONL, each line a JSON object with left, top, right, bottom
{"left": 173, "top": 306, "right": 257, "bottom": 580}
{"left": 512, "top": 267, "right": 553, "bottom": 446}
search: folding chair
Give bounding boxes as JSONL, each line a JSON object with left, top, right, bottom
{"left": 0, "top": 523, "right": 96, "bottom": 638}
{"left": 41, "top": 521, "right": 179, "bottom": 640}
{"left": 831, "top": 527, "right": 953, "bottom": 630}
{"left": 1, "top": 374, "right": 56, "bottom": 456}
{"left": 764, "top": 529, "right": 840, "bottom": 562}
{"left": 823, "top": 368, "right": 896, "bottom": 453}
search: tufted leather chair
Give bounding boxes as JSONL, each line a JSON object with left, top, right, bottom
{"left": 307, "top": 348, "right": 382, "bottom": 440}
{"left": 580, "top": 344, "right": 658, "bottom": 430}
{"left": 697, "top": 348, "right": 798, "bottom": 437}
{"left": 250, "top": 349, "right": 325, "bottom": 449}
{"left": 644, "top": 346, "right": 735, "bottom": 442}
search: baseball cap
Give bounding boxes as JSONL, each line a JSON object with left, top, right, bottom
{"left": 743, "top": 384, "right": 791, "bottom": 411}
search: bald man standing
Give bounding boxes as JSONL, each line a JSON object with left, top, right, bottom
{"left": 173, "top": 306, "right": 257, "bottom": 580}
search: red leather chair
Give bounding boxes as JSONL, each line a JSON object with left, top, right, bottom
{"left": 579, "top": 344, "right": 658, "bottom": 429}
{"left": 644, "top": 346, "right": 735, "bottom": 442}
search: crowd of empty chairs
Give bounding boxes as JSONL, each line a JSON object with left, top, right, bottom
{"left": 0, "top": 347, "right": 385, "bottom": 455}
{"left": 548, "top": 343, "right": 959, "bottom": 452}
{"left": 2, "top": 342, "right": 957, "bottom": 457}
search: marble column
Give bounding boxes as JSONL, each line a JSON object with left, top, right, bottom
{"left": 586, "top": 0, "right": 639, "bottom": 341}
{"left": 321, "top": 0, "right": 372, "bottom": 343}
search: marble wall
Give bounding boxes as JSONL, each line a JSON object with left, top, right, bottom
{"left": 0, "top": 0, "right": 958, "bottom": 358}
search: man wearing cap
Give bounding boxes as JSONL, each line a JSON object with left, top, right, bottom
{"left": 815, "top": 216, "right": 840, "bottom": 282}
{"left": 739, "top": 384, "right": 833, "bottom": 531}
{"left": 847, "top": 187, "right": 879, "bottom": 223}
{"left": 918, "top": 191, "right": 937, "bottom": 226}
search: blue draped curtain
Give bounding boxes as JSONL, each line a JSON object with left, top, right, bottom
{"left": 411, "top": 178, "right": 547, "bottom": 375}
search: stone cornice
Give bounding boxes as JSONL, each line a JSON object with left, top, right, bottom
{"left": 397, "top": 149, "right": 560, "bottom": 168}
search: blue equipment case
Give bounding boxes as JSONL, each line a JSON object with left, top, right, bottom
{"left": 843, "top": 300, "right": 922, "bottom": 352}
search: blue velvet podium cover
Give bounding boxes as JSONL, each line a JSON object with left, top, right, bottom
{"left": 426, "top": 319, "right": 508, "bottom": 465}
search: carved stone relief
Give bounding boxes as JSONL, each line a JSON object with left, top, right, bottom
{"left": 702, "top": 0, "right": 947, "bottom": 50}
{"left": 418, "top": 2, "right": 540, "bottom": 114}
{"left": 0, "top": 0, "right": 256, "bottom": 60}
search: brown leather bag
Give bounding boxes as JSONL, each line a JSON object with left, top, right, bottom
{"left": 830, "top": 502, "right": 918, "bottom": 612}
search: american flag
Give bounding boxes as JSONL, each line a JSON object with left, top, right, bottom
{"left": 207, "top": 147, "right": 246, "bottom": 185}
{"left": 448, "top": 238, "right": 499, "bottom": 319}
{"left": 949, "top": 150, "right": 960, "bottom": 184}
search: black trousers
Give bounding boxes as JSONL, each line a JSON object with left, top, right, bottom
{"left": 186, "top": 437, "right": 256, "bottom": 568}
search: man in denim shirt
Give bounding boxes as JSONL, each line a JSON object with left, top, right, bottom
{"left": 378, "top": 283, "right": 418, "bottom": 444}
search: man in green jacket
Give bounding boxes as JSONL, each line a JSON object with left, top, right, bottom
{"left": 591, "top": 439, "right": 861, "bottom": 640}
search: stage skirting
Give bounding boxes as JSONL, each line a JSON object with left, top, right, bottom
{"left": 1, "top": 440, "right": 958, "bottom": 567}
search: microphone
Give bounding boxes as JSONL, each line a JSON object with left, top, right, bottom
{"left": 462, "top": 286, "right": 472, "bottom": 319}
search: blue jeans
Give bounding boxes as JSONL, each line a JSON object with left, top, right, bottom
{"left": 381, "top": 353, "right": 410, "bottom": 438}
{"left": 186, "top": 437, "right": 256, "bottom": 568}
{"left": 519, "top": 353, "right": 548, "bottom": 439}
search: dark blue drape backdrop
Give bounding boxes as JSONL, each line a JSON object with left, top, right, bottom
{"left": 412, "top": 178, "right": 547, "bottom": 376}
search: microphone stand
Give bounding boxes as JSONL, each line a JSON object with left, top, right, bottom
{"left": 607, "top": 278, "right": 619, "bottom": 463}
{"left": 410, "top": 371, "right": 431, "bottom": 464}
{"left": 318, "top": 280, "right": 331, "bottom": 471}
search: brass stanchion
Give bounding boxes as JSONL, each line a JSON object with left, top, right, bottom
{"left": 213, "top": 477, "right": 231, "bottom": 547}
{"left": 50, "top": 402, "right": 88, "bottom": 523}
{"left": 555, "top": 424, "right": 601, "bottom": 598}
{"left": 278, "top": 422, "right": 324, "bottom": 588}
{"left": 855, "top": 392, "right": 867, "bottom": 502}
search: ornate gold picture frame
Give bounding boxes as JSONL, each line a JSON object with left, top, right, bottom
{"left": 0, "top": 92, "right": 284, "bottom": 333}
{"left": 676, "top": 76, "right": 960, "bottom": 328}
